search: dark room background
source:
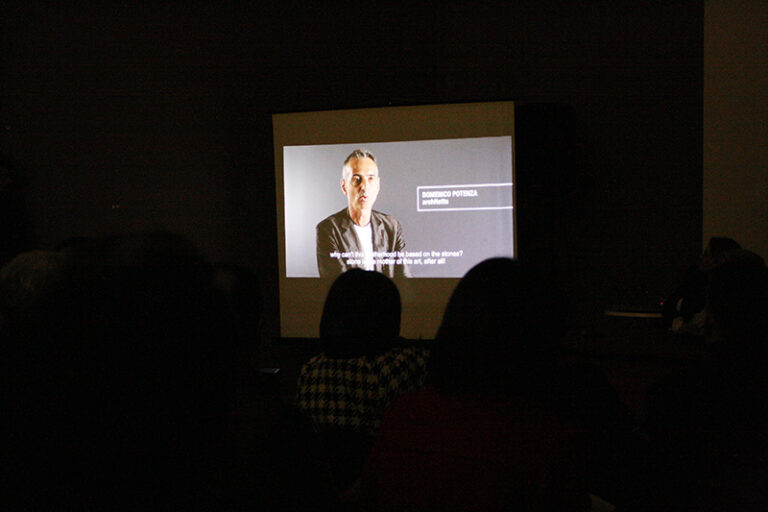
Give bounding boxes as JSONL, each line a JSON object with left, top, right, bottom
{"left": 0, "top": 2, "right": 705, "bottom": 340}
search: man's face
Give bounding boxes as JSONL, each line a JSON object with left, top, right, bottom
{"left": 341, "top": 156, "right": 380, "bottom": 215}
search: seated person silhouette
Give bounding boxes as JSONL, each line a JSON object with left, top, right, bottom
{"left": 295, "top": 268, "right": 428, "bottom": 491}
{"left": 361, "top": 258, "right": 590, "bottom": 512}
{"left": 663, "top": 236, "right": 741, "bottom": 335}
{"left": 1, "top": 232, "right": 247, "bottom": 509}
{"left": 648, "top": 248, "right": 768, "bottom": 510}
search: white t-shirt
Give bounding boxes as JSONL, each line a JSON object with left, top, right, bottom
{"left": 352, "top": 222, "right": 375, "bottom": 271}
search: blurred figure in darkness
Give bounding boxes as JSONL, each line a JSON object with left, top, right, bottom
{"left": 649, "top": 248, "right": 768, "bottom": 510}
{"left": 663, "top": 236, "right": 741, "bottom": 335}
{"left": 296, "top": 268, "right": 428, "bottom": 495}
{"left": 362, "top": 258, "right": 590, "bottom": 512}
{"left": 1, "top": 232, "right": 247, "bottom": 509}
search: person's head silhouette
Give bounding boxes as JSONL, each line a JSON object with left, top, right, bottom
{"left": 319, "top": 268, "right": 401, "bottom": 358}
{"left": 431, "top": 257, "right": 564, "bottom": 394}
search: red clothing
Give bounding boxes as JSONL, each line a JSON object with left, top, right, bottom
{"left": 362, "top": 388, "right": 589, "bottom": 512}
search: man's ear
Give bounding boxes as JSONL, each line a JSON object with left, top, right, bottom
{"left": 340, "top": 178, "right": 347, "bottom": 195}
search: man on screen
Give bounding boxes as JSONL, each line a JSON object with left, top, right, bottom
{"left": 316, "top": 149, "right": 410, "bottom": 279}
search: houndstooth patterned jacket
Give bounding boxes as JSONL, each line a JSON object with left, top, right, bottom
{"left": 296, "top": 346, "right": 429, "bottom": 436}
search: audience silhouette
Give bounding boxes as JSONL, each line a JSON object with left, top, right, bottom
{"left": 295, "top": 268, "right": 429, "bottom": 496}
{"left": 648, "top": 248, "right": 768, "bottom": 510}
{"left": 662, "top": 236, "right": 741, "bottom": 335}
{"left": 361, "top": 258, "right": 591, "bottom": 512}
{"left": 1, "top": 232, "right": 249, "bottom": 509}
{"left": 4, "top": 230, "right": 766, "bottom": 511}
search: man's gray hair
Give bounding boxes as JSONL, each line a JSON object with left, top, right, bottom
{"left": 342, "top": 149, "right": 376, "bottom": 179}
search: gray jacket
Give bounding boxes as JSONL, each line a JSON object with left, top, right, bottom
{"left": 316, "top": 208, "right": 411, "bottom": 279}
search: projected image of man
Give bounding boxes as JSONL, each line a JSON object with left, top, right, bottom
{"left": 316, "top": 149, "right": 410, "bottom": 278}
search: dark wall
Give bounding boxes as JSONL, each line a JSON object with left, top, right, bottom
{"left": 0, "top": 2, "right": 702, "bottom": 338}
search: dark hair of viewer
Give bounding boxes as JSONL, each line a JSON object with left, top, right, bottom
{"left": 1, "top": 231, "right": 239, "bottom": 508}
{"left": 701, "top": 236, "right": 741, "bottom": 270}
{"left": 706, "top": 249, "right": 768, "bottom": 354}
{"left": 431, "top": 257, "right": 565, "bottom": 395}
{"left": 319, "top": 268, "right": 401, "bottom": 358}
